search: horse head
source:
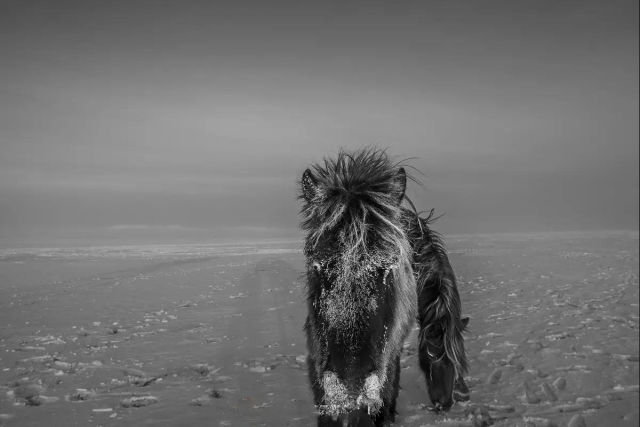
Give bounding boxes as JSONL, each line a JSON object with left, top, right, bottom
{"left": 420, "top": 316, "right": 469, "bottom": 411}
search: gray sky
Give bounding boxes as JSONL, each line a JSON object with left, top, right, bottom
{"left": 0, "top": 0, "right": 638, "bottom": 247}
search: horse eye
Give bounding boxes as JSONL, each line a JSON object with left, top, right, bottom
{"left": 311, "top": 261, "right": 322, "bottom": 273}
{"left": 425, "top": 341, "right": 443, "bottom": 360}
{"left": 425, "top": 343, "right": 437, "bottom": 358}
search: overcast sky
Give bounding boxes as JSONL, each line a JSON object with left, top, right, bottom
{"left": 0, "top": 0, "right": 637, "bottom": 247}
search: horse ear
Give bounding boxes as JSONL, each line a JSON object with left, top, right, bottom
{"left": 393, "top": 167, "right": 407, "bottom": 204}
{"left": 301, "top": 169, "right": 319, "bottom": 202}
{"left": 461, "top": 316, "right": 470, "bottom": 330}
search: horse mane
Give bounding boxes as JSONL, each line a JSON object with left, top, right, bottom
{"left": 299, "top": 147, "right": 411, "bottom": 264}
{"left": 423, "top": 275, "right": 468, "bottom": 377}
{"left": 407, "top": 215, "right": 468, "bottom": 376}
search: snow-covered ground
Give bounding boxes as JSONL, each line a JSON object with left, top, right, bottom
{"left": 0, "top": 231, "right": 637, "bottom": 426}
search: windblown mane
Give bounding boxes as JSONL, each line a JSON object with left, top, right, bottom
{"left": 299, "top": 148, "right": 410, "bottom": 264}
{"left": 404, "top": 213, "right": 468, "bottom": 377}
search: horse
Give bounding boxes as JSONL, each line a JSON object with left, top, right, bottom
{"left": 299, "top": 148, "right": 469, "bottom": 426}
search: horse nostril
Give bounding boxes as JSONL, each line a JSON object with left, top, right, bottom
{"left": 431, "top": 400, "right": 454, "bottom": 412}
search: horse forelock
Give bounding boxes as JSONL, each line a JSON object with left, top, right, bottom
{"left": 300, "top": 148, "right": 410, "bottom": 266}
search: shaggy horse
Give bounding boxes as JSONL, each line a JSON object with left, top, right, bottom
{"left": 300, "top": 149, "right": 468, "bottom": 426}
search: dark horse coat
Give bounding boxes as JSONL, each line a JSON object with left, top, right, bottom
{"left": 300, "top": 149, "right": 468, "bottom": 426}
